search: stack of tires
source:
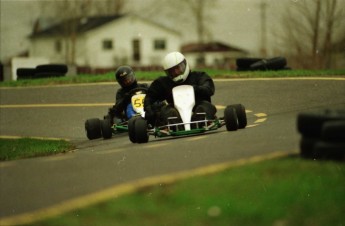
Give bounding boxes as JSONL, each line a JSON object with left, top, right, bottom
{"left": 16, "top": 64, "right": 68, "bottom": 79}
{"left": 236, "top": 57, "right": 289, "bottom": 71}
{"left": 297, "top": 109, "right": 345, "bottom": 160}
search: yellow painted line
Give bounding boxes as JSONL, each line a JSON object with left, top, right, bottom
{"left": 143, "top": 143, "right": 168, "bottom": 149}
{"left": 214, "top": 77, "right": 345, "bottom": 82}
{"left": 246, "top": 124, "right": 259, "bottom": 128}
{"left": 0, "top": 150, "right": 295, "bottom": 226}
{"left": 41, "top": 154, "right": 75, "bottom": 162}
{"left": 186, "top": 134, "right": 207, "bottom": 141}
{"left": 215, "top": 105, "right": 225, "bottom": 110}
{"left": 0, "top": 135, "right": 69, "bottom": 141}
{"left": 254, "top": 118, "right": 267, "bottom": 123}
{"left": 0, "top": 161, "right": 16, "bottom": 168}
{"left": 254, "top": 113, "right": 267, "bottom": 117}
{"left": 215, "top": 106, "right": 253, "bottom": 114}
{"left": 0, "top": 103, "right": 113, "bottom": 108}
{"left": 95, "top": 148, "right": 127, "bottom": 155}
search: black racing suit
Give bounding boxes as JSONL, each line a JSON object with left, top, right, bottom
{"left": 144, "top": 71, "right": 216, "bottom": 125}
{"left": 108, "top": 82, "right": 149, "bottom": 120}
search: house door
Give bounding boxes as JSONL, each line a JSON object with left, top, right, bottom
{"left": 132, "top": 39, "right": 141, "bottom": 63}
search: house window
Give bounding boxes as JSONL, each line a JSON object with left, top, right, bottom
{"left": 55, "top": 40, "right": 62, "bottom": 53}
{"left": 102, "top": 39, "right": 113, "bottom": 50}
{"left": 154, "top": 39, "right": 166, "bottom": 50}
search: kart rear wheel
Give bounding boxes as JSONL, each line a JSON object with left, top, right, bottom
{"left": 128, "top": 117, "right": 137, "bottom": 143}
{"left": 101, "top": 118, "right": 113, "bottom": 139}
{"left": 85, "top": 118, "right": 102, "bottom": 140}
{"left": 224, "top": 106, "right": 238, "bottom": 131}
{"left": 228, "top": 104, "right": 247, "bottom": 129}
{"left": 135, "top": 118, "right": 149, "bottom": 143}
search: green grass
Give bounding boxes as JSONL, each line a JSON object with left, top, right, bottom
{"left": 26, "top": 155, "right": 345, "bottom": 226}
{"left": 1, "top": 69, "right": 344, "bottom": 87}
{"left": 0, "top": 138, "right": 74, "bottom": 161}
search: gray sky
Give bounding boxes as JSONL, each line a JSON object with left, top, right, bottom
{"left": 0, "top": 0, "right": 291, "bottom": 62}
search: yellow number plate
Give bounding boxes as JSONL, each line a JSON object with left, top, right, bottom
{"left": 131, "top": 94, "right": 146, "bottom": 112}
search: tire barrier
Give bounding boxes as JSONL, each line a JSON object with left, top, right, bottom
{"left": 236, "top": 56, "right": 289, "bottom": 71}
{"left": 297, "top": 109, "right": 345, "bottom": 161}
{"left": 16, "top": 64, "right": 68, "bottom": 80}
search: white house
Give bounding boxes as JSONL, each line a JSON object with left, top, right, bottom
{"left": 181, "top": 42, "right": 248, "bottom": 69}
{"left": 29, "top": 14, "right": 181, "bottom": 70}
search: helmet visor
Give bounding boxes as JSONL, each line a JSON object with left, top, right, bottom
{"left": 164, "top": 59, "right": 187, "bottom": 79}
{"left": 121, "top": 75, "right": 135, "bottom": 87}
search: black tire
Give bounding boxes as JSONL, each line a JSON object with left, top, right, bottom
{"left": 128, "top": 117, "right": 137, "bottom": 143}
{"left": 236, "top": 58, "right": 262, "bottom": 68}
{"left": 300, "top": 136, "right": 317, "bottom": 159}
{"left": 85, "top": 118, "right": 102, "bottom": 140}
{"left": 250, "top": 57, "right": 287, "bottom": 71}
{"left": 16, "top": 68, "right": 36, "bottom": 79}
{"left": 321, "top": 120, "right": 345, "bottom": 142}
{"left": 313, "top": 141, "right": 345, "bottom": 160}
{"left": 135, "top": 118, "right": 149, "bottom": 143}
{"left": 36, "top": 64, "right": 68, "bottom": 74}
{"left": 34, "top": 72, "right": 65, "bottom": 78}
{"left": 228, "top": 104, "right": 247, "bottom": 129}
{"left": 297, "top": 109, "right": 345, "bottom": 138}
{"left": 224, "top": 106, "right": 238, "bottom": 131}
{"left": 101, "top": 118, "right": 113, "bottom": 139}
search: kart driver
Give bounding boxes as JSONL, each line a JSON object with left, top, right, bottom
{"left": 107, "top": 66, "right": 148, "bottom": 123}
{"left": 144, "top": 51, "right": 217, "bottom": 126}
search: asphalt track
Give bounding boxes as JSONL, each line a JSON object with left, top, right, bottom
{"left": 0, "top": 78, "right": 345, "bottom": 224}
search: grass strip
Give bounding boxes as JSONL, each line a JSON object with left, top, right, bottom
{"left": 1, "top": 69, "right": 344, "bottom": 87}
{"left": 28, "top": 156, "right": 345, "bottom": 226}
{"left": 0, "top": 138, "right": 74, "bottom": 161}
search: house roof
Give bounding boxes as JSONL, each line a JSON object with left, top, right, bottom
{"left": 30, "top": 14, "right": 180, "bottom": 38}
{"left": 30, "top": 15, "right": 124, "bottom": 38}
{"left": 181, "top": 41, "right": 247, "bottom": 53}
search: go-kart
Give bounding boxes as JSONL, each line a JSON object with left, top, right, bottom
{"left": 128, "top": 85, "right": 247, "bottom": 143}
{"left": 85, "top": 87, "right": 147, "bottom": 140}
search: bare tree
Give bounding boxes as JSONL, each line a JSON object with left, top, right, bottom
{"left": 137, "top": 0, "right": 216, "bottom": 67}
{"left": 276, "top": 0, "right": 345, "bottom": 69}
{"left": 138, "top": 0, "right": 217, "bottom": 44}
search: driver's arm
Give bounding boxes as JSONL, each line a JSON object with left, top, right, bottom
{"left": 110, "top": 90, "right": 130, "bottom": 117}
{"left": 193, "top": 72, "right": 215, "bottom": 98}
{"left": 144, "top": 80, "right": 162, "bottom": 124}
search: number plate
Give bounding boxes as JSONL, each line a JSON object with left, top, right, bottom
{"left": 131, "top": 94, "right": 146, "bottom": 113}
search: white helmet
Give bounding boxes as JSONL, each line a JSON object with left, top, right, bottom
{"left": 162, "top": 51, "right": 190, "bottom": 83}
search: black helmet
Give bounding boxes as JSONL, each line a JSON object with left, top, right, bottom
{"left": 115, "top": 66, "right": 137, "bottom": 88}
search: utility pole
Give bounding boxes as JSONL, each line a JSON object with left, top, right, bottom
{"left": 260, "top": 0, "right": 267, "bottom": 57}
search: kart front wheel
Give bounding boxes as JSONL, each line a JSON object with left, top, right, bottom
{"left": 101, "top": 118, "right": 113, "bottom": 139}
{"left": 224, "top": 106, "right": 239, "bottom": 131}
{"left": 85, "top": 118, "right": 102, "bottom": 140}
{"left": 228, "top": 104, "right": 247, "bottom": 129}
{"left": 135, "top": 118, "right": 149, "bottom": 143}
{"left": 128, "top": 117, "right": 137, "bottom": 143}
